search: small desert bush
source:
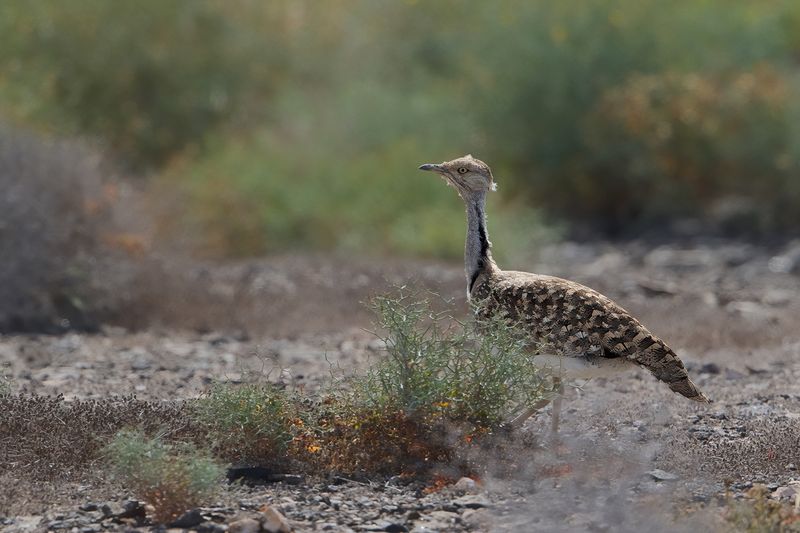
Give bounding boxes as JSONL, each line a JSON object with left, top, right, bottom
{"left": 191, "top": 291, "right": 552, "bottom": 477}
{"left": 468, "top": 0, "right": 800, "bottom": 234}
{"left": 104, "top": 430, "right": 224, "bottom": 524}
{"left": 581, "top": 67, "right": 800, "bottom": 232}
{"left": 726, "top": 484, "right": 800, "bottom": 533}
{"left": 194, "top": 382, "right": 297, "bottom": 466}
{"left": 360, "top": 291, "right": 550, "bottom": 428}
{"left": 0, "top": 1, "right": 282, "bottom": 169}
{"left": 310, "top": 291, "right": 552, "bottom": 475}
{"left": 0, "top": 125, "right": 111, "bottom": 332}
{"left": 0, "top": 123, "right": 153, "bottom": 333}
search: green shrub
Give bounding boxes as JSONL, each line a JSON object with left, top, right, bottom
{"left": 194, "top": 382, "right": 296, "bottom": 466}
{"left": 466, "top": 0, "right": 800, "bottom": 233}
{"left": 160, "top": 135, "right": 551, "bottom": 260}
{"left": 7, "top": 0, "right": 800, "bottom": 252}
{"left": 185, "top": 291, "right": 553, "bottom": 476}
{"left": 310, "top": 290, "right": 553, "bottom": 475}
{"left": 581, "top": 66, "right": 800, "bottom": 231}
{"left": 104, "top": 430, "right": 223, "bottom": 523}
{"left": 359, "top": 290, "right": 550, "bottom": 428}
{"left": 0, "top": 0, "right": 282, "bottom": 168}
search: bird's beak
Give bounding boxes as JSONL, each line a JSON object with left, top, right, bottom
{"left": 418, "top": 163, "right": 443, "bottom": 172}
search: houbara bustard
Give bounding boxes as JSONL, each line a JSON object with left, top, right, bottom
{"left": 419, "top": 155, "right": 710, "bottom": 430}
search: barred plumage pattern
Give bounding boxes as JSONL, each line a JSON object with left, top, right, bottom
{"left": 472, "top": 269, "right": 709, "bottom": 402}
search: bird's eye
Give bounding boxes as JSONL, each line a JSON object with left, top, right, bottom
{"left": 457, "top": 167, "right": 468, "bottom": 174}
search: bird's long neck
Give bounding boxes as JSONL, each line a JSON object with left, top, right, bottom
{"left": 464, "top": 190, "right": 496, "bottom": 293}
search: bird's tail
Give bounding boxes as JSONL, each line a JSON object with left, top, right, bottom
{"left": 634, "top": 335, "right": 711, "bottom": 403}
{"left": 667, "top": 375, "right": 711, "bottom": 403}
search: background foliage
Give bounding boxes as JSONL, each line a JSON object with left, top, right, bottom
{"left": 2, "top": 0, "right": 800, "bottom": 260}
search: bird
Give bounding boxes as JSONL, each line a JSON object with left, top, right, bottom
{"left": 418, "top": 155, "right": 710, "bottom": 430}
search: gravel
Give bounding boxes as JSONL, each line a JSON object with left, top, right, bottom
{"left": 3, "top": 241, "right": 800, "bottom": 531}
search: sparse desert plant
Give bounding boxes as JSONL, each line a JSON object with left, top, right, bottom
{"left": 315, "top": 290, "right": 553, "bottom": 475}
{"left": 194, "top": 382, "right": 297, "bottom": 466}
{"left": 188, "top": 291, "right": 552, "bottom": 477}
{"left": 0, "top": 124, "right": 113, "bottom": 332}
{"left": 361, "top": 290, "right": 551, "bottom": 428}
{"left": 104, "top": 430, "right": 224, "bottom": 524}
{"left": 726, "top": 484, "right": 800, "bottom": 533}
{"left": 0, "top": 395, "right": 196, "bottom": 481}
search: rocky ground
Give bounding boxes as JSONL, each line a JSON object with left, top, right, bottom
{"left": 2, "top": 240, "right": 800, "bottom": 532}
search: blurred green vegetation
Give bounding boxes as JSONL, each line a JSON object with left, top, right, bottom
{"left": 2, "top": 0, "right": 800, "bottom": 259}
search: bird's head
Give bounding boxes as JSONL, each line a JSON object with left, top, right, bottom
{"left": 418, "top": 155, "right": 496, "bottom": 198}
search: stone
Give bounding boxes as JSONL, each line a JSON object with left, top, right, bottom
{"left": 688, "top": 426, "right": 714, "bottom": 441}
{"left": 728, "top": 301, "right": 778, "bottom": 322}
{"left": 360, "top": 523, "right": 389, "bottom": 531}
{"left": 699, "top": 362, "right": 721, "bottom": 375}
{"left": 768, "top": 241, "right": 800, "bottom": 274}
{"left": 131, "top": 358, "right": 151, "bottom": 370}
{"left": 197, "top": 524, "right": 227, "bottom": 533}
{"left": 78, "top": 503, "right": 98, "bottom": 512}
{"left": 8, "top": 516, "right": 43, "bottom": 531}
{"left": 227, "top": 466, "right": 304, "bottom": 486}
{"left": 643, "top": 248, "right": 715, "bottom": 270}
{"left": 646, "top": 469, "right": 678, "bottom": 482}
{"left": 460, "top": 508, "right": 485, "bottom": 527}
{"left": 452, "top": 477, "right": 477, "bottom": 493}
{"left": 772, "top": 482, "right": 800, "bottom": 502}
{"left": 428, "top": 511, "right": 459, "bottom": 522}
{"left": 229, "top": 517, "right": 262, "bottom": 533}
{"left": 320, "top": 525, "right": 355, "bottom": 533}
{"left": 452, "top": 494, "right": 491, "bottom": 509}
{"left": 724, "top": 369, "right": 746, "bottom": 380}
{"left": 169, "top": 509, "right": 204, "bottom": 528}
{"left": 360, "top": 522, "right": 408, "bottom": 532}
{"left": 260, "top": 505, "right": 292, "bottom": 533}
{"left": 409, "top": 527, "right": 439, "bottom": 533}
{"left": 117, "top": 500, "right": 146, "bottom": 520}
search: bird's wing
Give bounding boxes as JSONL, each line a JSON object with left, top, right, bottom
{"left": 479, "top": 272, "right": 710, "bottom": 403}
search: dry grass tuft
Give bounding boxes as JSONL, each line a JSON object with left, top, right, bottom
{"left": 0, "top": 395, "right": 195, "bottom": 480}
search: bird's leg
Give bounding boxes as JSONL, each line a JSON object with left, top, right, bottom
{"left": 506, "top": 397, "right": 553, "bottom": 430}
{"left": 505, "top": 374, "right": 566, "bottom": 430}
{"left": 550, "top": 376, "right": 565, "bottom": 435}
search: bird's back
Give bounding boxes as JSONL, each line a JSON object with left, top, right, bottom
{"left": 472, "top": 269, "right": 709, "bottom": 402}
